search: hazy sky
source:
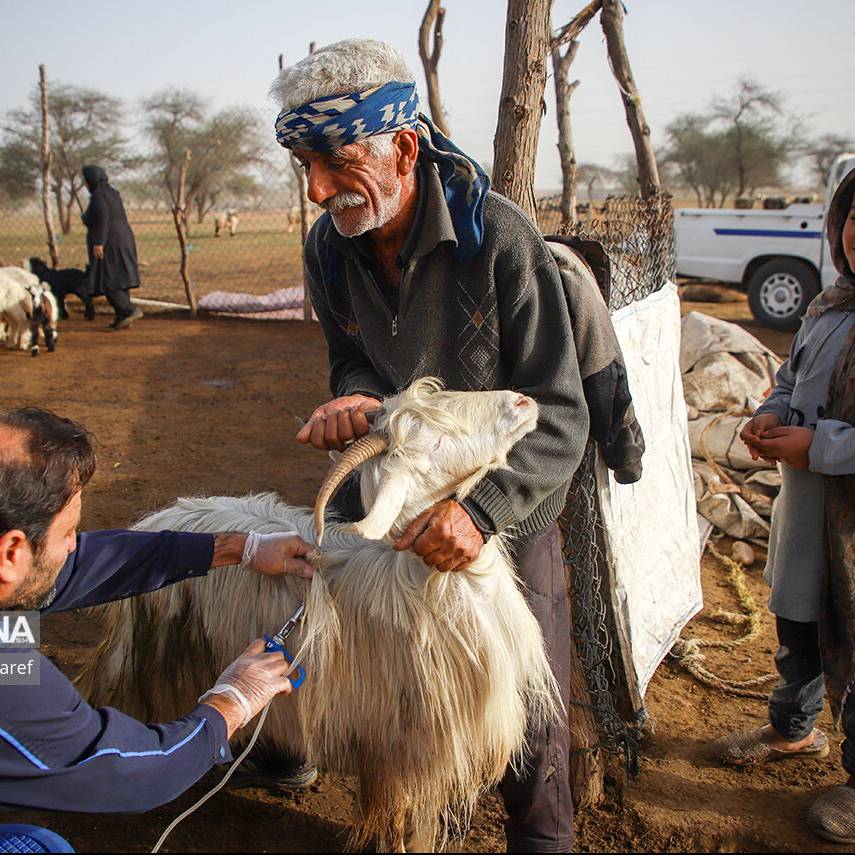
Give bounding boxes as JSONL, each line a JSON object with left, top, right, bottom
{"left": 2, "top": 0, "right": 853, "bottom": 190}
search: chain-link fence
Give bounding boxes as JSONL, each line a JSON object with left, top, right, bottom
{"left": 546, "top": 192, "right": 677, "bottom": 769}
{"left": 0, "top": 105, "right": 320, "bottom": 312}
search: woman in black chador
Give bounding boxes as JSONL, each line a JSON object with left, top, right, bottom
{"left": 81, "top": 165, "right": 142, "bottom": 329}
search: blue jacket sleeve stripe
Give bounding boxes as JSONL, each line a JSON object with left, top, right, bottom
{"left": 0, "top": 726, "right": 50, "bottom": 771}
{"left": 76, "top": 719, "right": 208, "bottom": 766}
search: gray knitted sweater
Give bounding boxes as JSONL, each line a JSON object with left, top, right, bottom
{"left": 304, "top": 163, "right": 589, "bottom": 536}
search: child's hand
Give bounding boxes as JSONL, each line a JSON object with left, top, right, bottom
{"left": 740, "top": 413, "right": 781, "bottom": 461}
{"left": 754, "top": 426, "right": 814, "bottom": 470}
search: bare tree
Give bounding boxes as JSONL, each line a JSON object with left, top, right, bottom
{"left": 550, "top": 1, "right": 602, "bottom": 223}
{"left": 280, "top": 47, "right": 315, "bottom": 321}
{"left": 600, "top": 0, "right": 660, "bottom": 198}
{"left": 712, "top": 78, "right": 793, "bottom": 198}
{"left": 143, "top": 90, "right": 264, "bottom": 234}
{"left": 38, "top": 65, "right": 59, "bottom": 268}
{"left": 576, "top": 161, "right": 617, "bottom": 203}
{"left": 1, "top": 84, "right": 131, "bottom": 234}
{"left": 419, "top": 0, "right": 450, "bottom": 136}
{"left": 550, "top": 37, "right": 579, "bottom": 223}
{"left": 808, "top": 132, "right": 855, "bottom": 188}
{"left": 492, "top": 0, "right": 553, "bottom": 221}
{"left": 171, "top": 149, "right": 197, "bottom": 316}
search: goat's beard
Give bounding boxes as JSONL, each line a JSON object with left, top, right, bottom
{"left": 323, "top": 181, "right": 403, "bottom": 238}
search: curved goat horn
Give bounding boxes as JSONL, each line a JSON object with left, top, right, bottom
{"left": 313, "top": 431, "right": 389, "bottom": 544}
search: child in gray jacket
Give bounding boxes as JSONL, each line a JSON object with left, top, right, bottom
{"left": 714, "top": 166, "right": 855, "bottom": 844}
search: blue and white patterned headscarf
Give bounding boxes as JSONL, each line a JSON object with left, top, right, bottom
{"left": 275, "top": 80, "right": 490, "bottom": 262}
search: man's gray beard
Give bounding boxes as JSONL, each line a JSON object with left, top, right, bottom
{"left": 327, "top": 184, "right": 403, "bottom": 238}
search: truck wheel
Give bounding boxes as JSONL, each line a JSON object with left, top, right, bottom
{"left": 747, "top": 259, "right": 819, "bottom": 331}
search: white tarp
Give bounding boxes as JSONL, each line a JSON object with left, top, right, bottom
{"left": 596, "top": 283, "right": 702, "bottom": 697}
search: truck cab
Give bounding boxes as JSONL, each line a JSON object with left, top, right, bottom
{"left": 675, "top": 153, "right": 855, "bottom": 330}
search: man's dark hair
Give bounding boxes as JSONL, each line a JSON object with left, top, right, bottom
{"left": 0, "top": 408, "right": 96, "bottom": 550}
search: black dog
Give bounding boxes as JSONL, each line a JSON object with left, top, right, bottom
{"left": 28, "top": 257, "right": 94, "bottom": 320}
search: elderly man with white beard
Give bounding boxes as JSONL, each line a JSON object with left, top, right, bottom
{"left": 274, "top": 39, "right": 589, "bottom": 852}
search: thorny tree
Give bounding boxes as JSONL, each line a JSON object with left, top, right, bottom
{"left": 0, "top": 83, "right": 131, "bottom": 234}
{"left": 142, "top": 90, "right": 265, "bottom": 232}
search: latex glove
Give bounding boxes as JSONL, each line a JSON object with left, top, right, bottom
{"left": 296, "top": 394, "right": 381, "bottom": 451}
{"left": 199, "top": 639, "right": 293, "bottom": 729}
{"left": 240, "top": 531, "right": 314, "bottom": 579}
{"left": 394, "top": 498, "right": 484, "bottom": 573}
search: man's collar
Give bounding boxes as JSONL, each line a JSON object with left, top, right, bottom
{"left": 322, "top": 155, "right": 458, "bottom": 264}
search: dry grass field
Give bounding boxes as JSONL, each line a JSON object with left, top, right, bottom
{"left": 0, "top": 209, "right": 307, "bottom": 304}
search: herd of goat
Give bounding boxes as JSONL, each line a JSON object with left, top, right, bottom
{"left": 0, "top": 257, "right": 90, "bottom": 356}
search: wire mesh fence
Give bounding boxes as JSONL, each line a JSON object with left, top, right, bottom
{"left": 0, "top": 104, "right": 321, "bottom": 313}
{"left": 548, "top": 191, "right": 677, "bottom": 769}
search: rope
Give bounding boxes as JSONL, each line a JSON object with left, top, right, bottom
{"left": 670, "top": 543, "right": 776, "bottom": 700}
{"left": 151, "top": 701, "right": 272, "bottom": 853}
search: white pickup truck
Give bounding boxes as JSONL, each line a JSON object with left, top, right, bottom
{"left": 675, "top": 153, "right": 855, "bottom": 330}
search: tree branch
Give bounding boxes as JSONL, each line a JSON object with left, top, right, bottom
{"left": 419, "top": 0, "right": 450, "bottom": 135}
{"left": 551, "top": 0, "right": 602, "bottom": 51}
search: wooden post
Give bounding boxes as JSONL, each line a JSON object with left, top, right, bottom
{"left": 551, "top": 43, "right": 580, "bottom": 225}
{"left": 38, "top": 65, "right": 60, "bottom": 268}
{"left": 600, "top": 0, "right": 660, "bottom": 198}
{"left": 550, "top": 1, "right": 602, "bottom": 225}
{"left": 418, "top": 0, "right": 450, "bottom": 136}
{"left": 172, "top": 149, "right": 197, "bottom": 316}
{"left": 280, "top": 48, "right": 315, "bottom": 322}
{"left": 492, "top": 0, "right": 552, "bottom": 222}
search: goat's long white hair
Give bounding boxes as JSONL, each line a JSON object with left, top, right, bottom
{"left": 79, "top": 381, "right": 561, "bottom": 850}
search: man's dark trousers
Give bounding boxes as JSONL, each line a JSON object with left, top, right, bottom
{"left": 502, "top": 522, "right": 574, "bottom": 853}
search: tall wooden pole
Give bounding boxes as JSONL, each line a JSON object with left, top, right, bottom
{"left": 492, "top": 0, "right": 552, "bottom": 222}
{"left": 551, "top": 40, "right": 580, "bottom": 225}
{"left": 172, "top": 149, "right": 197, "bottom": 316}
{"left": 38, "top": 65, "right": 60, "bottom": 268}
{"left": 600, "top": 0, "right": 660, "bottom": 198}
{"left": 280, "top": 49, "right": 314, "bottom": 321}
{"left": 418, "top": 0, "right": 450, "bottom": 136}
{"left": 550, "top": 1, "right": 602, "bottom": 225}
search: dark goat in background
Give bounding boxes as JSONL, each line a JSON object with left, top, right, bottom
{"left": 28, "top": 257, "right": 93, "bottom": 320}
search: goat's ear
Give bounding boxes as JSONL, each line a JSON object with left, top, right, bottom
{"left": 348, "top": 469, "right": 412, "bottom": 541}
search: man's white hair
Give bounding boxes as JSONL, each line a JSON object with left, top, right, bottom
{"left": 270, "top": 39, "right": 415, "bottom": 112}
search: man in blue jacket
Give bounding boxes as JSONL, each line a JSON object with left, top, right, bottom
{"left": 0, "top": 406, "right": 313, "bottom": 813}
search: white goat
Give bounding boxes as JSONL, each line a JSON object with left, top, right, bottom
{"left": 25, "top": 281, "right": 59, "bottom": 356}
{"left": 0, "top": 268, "right": 38, "bottom": 351}
{"left": 214, "top": 210, "right": 238, "bottom": 237}
{"left": 78, "top": 379, "right": 561, "bottom": 852}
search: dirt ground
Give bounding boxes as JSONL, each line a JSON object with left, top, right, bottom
{"left": 2, "top": 289, "right": 847, "bottom": 853}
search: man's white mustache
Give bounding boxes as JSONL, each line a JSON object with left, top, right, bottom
{"left": 322, "top": 192, "right": 367, "bottom": 213}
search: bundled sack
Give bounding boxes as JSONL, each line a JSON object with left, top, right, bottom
{"left": 681, "top": 311, "right": 781, "bottom": 412}
{"left": 692, "top": 460, "right": 780, "bottom": 543}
